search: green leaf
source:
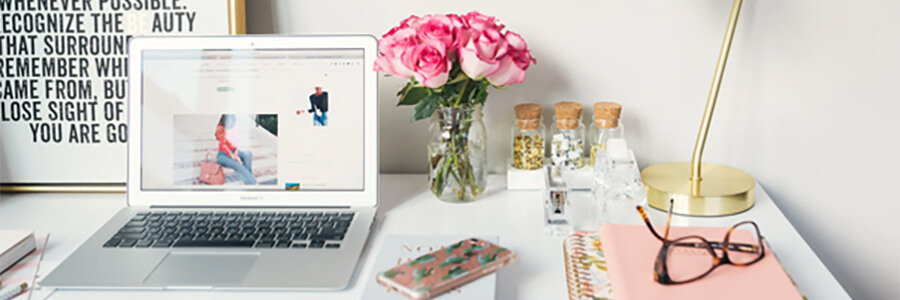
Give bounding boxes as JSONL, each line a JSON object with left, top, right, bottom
{"left": 411, "top": 94, "right": 440, "bottom": 122}
{"left": 473, "top": 86, "right": 489, "bottom": 105}
{"left": 398, "top": 87, "right": 429, "bottom": 106}
{"left": 396, "top": 82, "right": 411, "bottom": 97}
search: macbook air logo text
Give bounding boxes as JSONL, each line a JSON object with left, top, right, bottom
{"left": 240, "top": 196, "right": 261, "bottom": 201}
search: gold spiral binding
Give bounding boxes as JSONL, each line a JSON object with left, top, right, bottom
{"left": 564, "top": 232, "right": 599, "bottom": 300}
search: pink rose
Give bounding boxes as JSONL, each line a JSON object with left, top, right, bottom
{"left": 399, "top": 15, "right": 420, "bottom": 27}
{"left": 378, "top": 27, "right": 417, "bottom": 57}
{"left": 402, "top": 39, "right": 451, "bottom": 88}
{"left": 374, "top": 27, "right": 418, "bottom": 78}
{"left": 416, "top": 14, "right": 462, "bottom": 50}
{"left": 458, "top": 27, "right": 508, "bottom": 79}
{"left": 375, "top": 12, "right": 535, "bottom": 90}
{"left": 463, "top": 11, "right": 504, "bottom": 32}
{"left": 504, "top": 31, "right": 528, "bottom": 52}
{"left": 447, "top": 13, "right": 466, "bottom": 28}
{"left": 487, "top": 31, "right": 536, "bottom": 87}
{"left": 382, "top": 15, "right": 419, "bottom": 38}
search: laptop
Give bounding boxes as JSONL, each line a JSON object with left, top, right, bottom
{"left": 41, "top": 35, "right": 379, "bottom": 290}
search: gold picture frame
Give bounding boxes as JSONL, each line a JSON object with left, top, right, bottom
{"left": 1, "top": 0, "right": 246, "bottom": 193}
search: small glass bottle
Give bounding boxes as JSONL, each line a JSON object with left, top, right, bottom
{"left": 550, "top": 102, "right": 585, "bottom": 169}
{"left": 589, "top": 102, "right": 623, "bottom": 168}
{"left": 511, "top": 103, "right": 545, "bottom": 170}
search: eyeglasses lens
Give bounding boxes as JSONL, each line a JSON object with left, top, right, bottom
{"left": 727, "top": 223, "right": 763, "bottom": 265}
{"left": 665, "top": 237, "right": 715, "bottom": 282}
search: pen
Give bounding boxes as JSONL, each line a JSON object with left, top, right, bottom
{"left": 0, "top": 283, "right": 27, "bottom": 300}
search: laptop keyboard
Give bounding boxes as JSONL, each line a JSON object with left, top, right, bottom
{"left": 103, "top": 211, "right": 352, "bottom": 249}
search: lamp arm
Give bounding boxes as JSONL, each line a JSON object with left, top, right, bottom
{"left": 691, "top": 0, "right": 744, "bottom": 193}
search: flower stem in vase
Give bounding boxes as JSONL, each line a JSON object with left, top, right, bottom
{"left": 428, "top": 105, "right": 486, "bottom": 202}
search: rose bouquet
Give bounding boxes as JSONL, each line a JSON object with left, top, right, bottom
{"left": 375, "top": 12, "right": 535, "bottom": 201}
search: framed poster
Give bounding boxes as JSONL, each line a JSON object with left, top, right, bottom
{"left": 0, "top": 0, "right": 246, "bottom": 192}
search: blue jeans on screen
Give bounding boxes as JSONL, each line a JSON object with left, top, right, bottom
{"left": 217, "top": 150, "right": 256, "bottom": 185}
{"left": 313, "top": 112, "right": 327, "bottom": 126}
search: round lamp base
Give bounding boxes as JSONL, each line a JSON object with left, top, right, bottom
{"left": 641, "top": 162, "right": 755, "bottom": 216}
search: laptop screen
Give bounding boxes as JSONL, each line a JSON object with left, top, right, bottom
{"left": 139, "top": 49, "right": 365, "bottom": 191}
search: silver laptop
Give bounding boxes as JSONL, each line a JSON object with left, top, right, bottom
{"left": 41, "top": 35, "right": 379, "bottom": 290}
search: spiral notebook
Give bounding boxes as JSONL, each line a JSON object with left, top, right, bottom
{"left": 599, "top": 224, "right": 804, "bottom": 300}
{"left": 563, "top": 231, "right": 613, "bottom": 300}
{"left": 563, "top": 226, "right": 805, "bottom": 300}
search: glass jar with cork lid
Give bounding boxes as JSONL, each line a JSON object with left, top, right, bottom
{"left": 589, "top": 102, "right": 623, "bottom": 167}
{"left": 511, "top": 103, "right": 545, "bottom": 170}
{"left": 550, "top": 102, "right": 585, "bottom": 169}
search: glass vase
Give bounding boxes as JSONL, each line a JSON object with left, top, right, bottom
{"left": 428, "top": 105, "right": 487, "bottom": 202}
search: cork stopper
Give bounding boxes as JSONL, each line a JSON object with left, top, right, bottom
{"left": 554, "top": 101, "right": 582, "bottom": 129}
{"left": 593, "top": 102, "right": 622, "bottom": 128}
{"left": 514, "top": 103, "right": 543, "bottom": 130}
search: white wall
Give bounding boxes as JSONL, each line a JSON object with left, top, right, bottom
{"left": 246, "top": 1, "right": 900, "bottom": 298}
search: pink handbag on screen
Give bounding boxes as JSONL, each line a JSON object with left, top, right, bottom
{"left": 199, "top": 153, "right": 225, "bottom": 185}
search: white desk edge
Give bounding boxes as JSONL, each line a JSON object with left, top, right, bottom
{"left": 0, "top": 174, "right": 850, "bottom": 299}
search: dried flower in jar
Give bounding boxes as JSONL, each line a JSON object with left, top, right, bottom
{"left": 551, "top": 132, "right": 584, "bottom": 169}
{"left": 513, "top": 133, "right": 544, "bottom": 170}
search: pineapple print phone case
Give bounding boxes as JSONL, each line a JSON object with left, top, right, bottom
{"left": 376, "top": 238, "right": 517, "bottom": 300}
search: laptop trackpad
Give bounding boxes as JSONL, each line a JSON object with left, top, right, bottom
{"left": 144, "top": 252, "right": 259, "bottom": 286}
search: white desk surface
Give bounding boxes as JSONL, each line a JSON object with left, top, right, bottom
{"left": 0, "top": 174, "right": 849, "bottom": 299}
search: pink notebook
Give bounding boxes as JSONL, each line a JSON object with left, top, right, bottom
{"left": 599, "top": 224, "right": 803, "bottom": 300}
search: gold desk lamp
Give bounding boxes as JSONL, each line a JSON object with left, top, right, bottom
{"left": 641, "top": 0, "right": 755, "bottom": 216}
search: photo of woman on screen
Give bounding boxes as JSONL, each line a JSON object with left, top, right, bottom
{"left": 297, "top": 86, "right": 329, "bottom": 126}
{"left": 171, "top": 114, "right": 278, "bottom": 187}
{"left": 216, "top": 114, "right": 257, "bottom": 185}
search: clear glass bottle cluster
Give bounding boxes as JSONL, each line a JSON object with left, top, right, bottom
{"left": 509, "top": 101, "right": 646, "bottom": 229}
{"left": 511, "top": 102, "right": 627, "bottom": 172}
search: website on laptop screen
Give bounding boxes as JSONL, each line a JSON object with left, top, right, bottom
{"left": 140, "top": 49, "right": 365, "bottom": 191}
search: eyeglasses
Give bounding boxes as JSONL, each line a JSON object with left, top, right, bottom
{"left": 635, "top": 199, "right": 765, "bottom": 284}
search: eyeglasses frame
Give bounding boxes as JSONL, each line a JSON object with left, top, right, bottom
{"left": 635, "top": 199, "right": 766, "bottom": 285}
